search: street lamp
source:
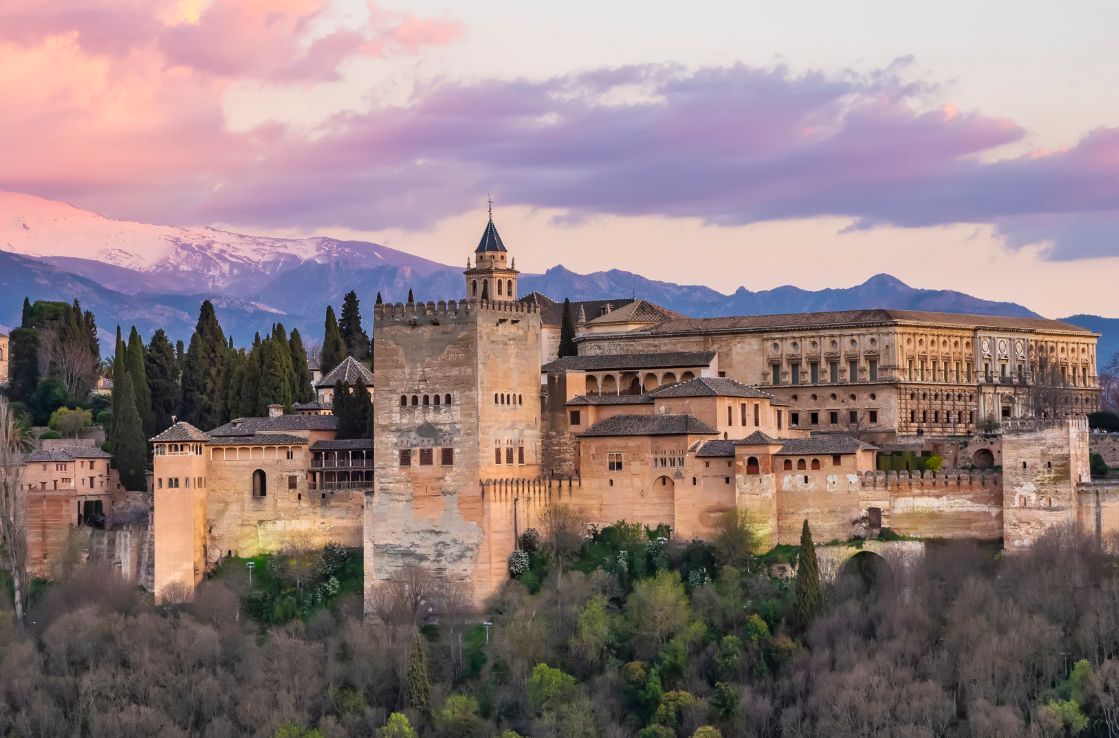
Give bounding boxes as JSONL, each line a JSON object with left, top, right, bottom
{"left": 246, "top": 560, "right": 256, "bottom": 588}
{"left": 482, "top": 620, "right": 493, "bottom": 645}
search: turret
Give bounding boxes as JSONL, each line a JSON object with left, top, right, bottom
{"left": 464, "top": 200, "right": 519, "bottom": 301}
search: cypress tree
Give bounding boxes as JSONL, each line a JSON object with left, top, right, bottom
{"left": 794, "top": 519, "right": 824, "bottom": 631}
{"left": 145, "top": 329, "right": 180, "bottom": 434}
{"left": 126, "top": 327, "right": 153, "bottom": 436}
{"left": 82, "top": 303, "right": 100, "bottom": 362}
{"left": 221, "top": 348, "right": 246, "bottom": 421}
{"left": 559, "top": 298, "right": 578, "bottom": 358}
{"left": 332, "top": 380, "right": 351, "bottom": 434}
{"left": 321, "top": 305, "right": 346, "bottom": 375}
{"left": 238, "top": 345, "right": 263, "bottom": 418}
{"left": 406, "top": 635, "right": 431, "bottom": 717}
{"left": 108, "top": 327, "right": 126, "bottom": 447}
{"left": 7, "top": 327, "right": 39, "bottom": 402}
{"left": 352, "top": 379, "right": 373, "bottom": 439}
{"left": 20, "top": 297, "right": 31, "bottom": 327}
{"left": 288, "top": 329, "right": 315, "bottom": 404}
{"left": 335, "top": 380, "right": 372, "bottom": 439}
{"left": 112, "top": 370, "right": 148, "bottom": 491}
{"left": 257, "top": 338, "right": 292, "bottom": 413}
{"left": 175, "top": 339, "right": 185, "bottom": 373}
{"left": 180, "top": 301, "right": 227, "bottom": 430}
{"left": 271, "top": 324, "right": 296, "bottom": 402}
{"left": 339, "top": 291, "right": 370, "bottom": 360}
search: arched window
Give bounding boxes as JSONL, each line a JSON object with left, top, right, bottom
{"left": 422, "top": 395, "right": 430, "bottom": 406}
{"left": 472, "top": 280, "right": 478, "bottom": 296}
{"left": 411, "top": 395, "right": 418, "bottom": 406}
{"left": 797, "top": 459, "right": 807, "bottom": 470}
{"left": 483, "top": 279, "right": 488, "bottom": 297}
{"left": 399, "top": 395, "right": 407, "bottom": 407}
{"left": 497, "top": 280, "right": 503, "bottom": 296}
{"left": 433, "top": 394, "right": 441, "bottom": 406}
{"left": 746, "top": 456, "right": 760, "bottom": 474}
{"left": 783, "top": 459, "right": 793, "bottom": 471}
{"left": 507, "top": 279, "right": 513, "bottom": 296}
{"left": 810, "top": 459, "right": 821, "bottom": 470}
{"left": 494, "top": 393, "right": 499, "bottom": 404}
{"left": 252, "top": 469, "right": 267, "bottom": 498}
{"left": 445, "top": 394, "right": 452, "bottom": 405}
{"left": 518, "top": 394, "right": 523, "bottom": 405}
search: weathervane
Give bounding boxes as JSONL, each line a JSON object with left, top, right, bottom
{"left": 487, "top": 193, "right": 494, "bottom": 220}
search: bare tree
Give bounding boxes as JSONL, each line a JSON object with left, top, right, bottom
{"left": 0, "top": 399, "right": 28, "bottom": 627}
{"left": 541, "top": 503, "right": 587, "bottom": 588}
{"left": 370, "top": 564, "right": 440, "bottom": 627}
{"left": 38, "top": 326, "right": 99, "bottom": 400}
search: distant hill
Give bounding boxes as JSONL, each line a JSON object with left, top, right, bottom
{"left": 1, "top": 191, "right": 1112, "bottom": 368}
{"left": 1060, "top": 314, "right": 1119, "bottom": 368}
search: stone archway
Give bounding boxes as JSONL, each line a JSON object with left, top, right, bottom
{"left": 837, "top": 550, "right": 893, "bottom": 589}
{"left": 972, "top": 448, "right": 995, "bottom": 469}
{"left": 643, "top": 373, "right": 659, "bottom": 392}
{"left": 646, "top": 475, "right": 676, "bottom": 522}
{"left": 601, "top": 374, "right": 618, "bottom": 394}
{"left": 586, "top": 375, "right": 600, "bottom": 395}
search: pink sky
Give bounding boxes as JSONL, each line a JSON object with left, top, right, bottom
{"left": 2, "top": 0, "right": 1118, "bottom": 317}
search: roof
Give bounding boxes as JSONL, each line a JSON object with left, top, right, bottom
{"left": 542, "top": 351, "right": 716, "bottom": 373}
{"left": 579, "top": 413, "right": 718, "bottom": 437}
{"left": 567, "top": 394, "right": 653, "bottom": 406}
{"left": 150, "top": 421, "right": 209, "bottom": 443}
{"left": 650, "top": 377, "right": 773, "bottom": 399}
{"left": 307, "top": 356, "right": 321, "bottom": 371}
{"left": 475, "top": 217, "right": 507, "bottom": 253}
{"left": 211, "top": 433, "right": 310, "bottom": 446}
{"left": 585, "top": 299, "right": 681, "bottom": 327}
{"left": 775, "top": 436, "right": 877, "bottom": 455}
{"left": 311, "top": 439, "right": 373, "bottom": 451}
{"left": 26, "top": 446, "right": 112, "bottom": 462}
{"left": 610, "top": 308, "right": 1094, "bottom": 338}
{"left": 735, "top": 430, "right": 780, "bottom": 446}
{"left": 518, "top": 292, "right": 679, "bottom": 327}
{"left": 696, "top": 440, "right": 736, "bottom": 457}
{"left": 207, "top": 414, "right": 337, "bottom": 436}
{"left": 293, "top": 401, "right": 332, "bottom": 411}
{"left": 314, "top": 356, "right": 374, "bottom": 389}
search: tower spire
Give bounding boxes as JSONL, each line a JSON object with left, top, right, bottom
{"left": 487, "top": 193, "right": 494, "bottom": 220}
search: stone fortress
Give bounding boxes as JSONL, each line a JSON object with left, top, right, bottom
{"left": 148, "top": 212, "right": 1117, "bottom": 606}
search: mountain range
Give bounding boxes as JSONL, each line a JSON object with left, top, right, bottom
{"left": 1, "top": 191, "right": 1116, "bottom": 367}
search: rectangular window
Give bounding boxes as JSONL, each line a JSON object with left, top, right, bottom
{"left": 791, "top": 364, "right": 800, "bottom": 385}
{"left": 607, "top": 453, "right": 624, "bottom": 472}
{"left": 908, "top": 359, "right": 914, "bottom": 380}
{"left": 184, "top": 477, "right": 191, "bottom": 488}
{"left": 753, "top": 403, "right": 760, "bottom": 426}
{"left": 495, "top": 448, "right": 502, "bottom": 464}
{"left": 420, "top": 448, "right": 433, "bottom": 466}
{"left": 518, "top": 446, "right": 525, "bottom": 465}
{"left": 830, "top": 362, "right": 839, "bottom": 383}
{"left": 849, "top": 410, "right": 858, "bottom": 424}
{"left": 286, "top": 449, "right": 294, "bottom": 460}
{"left": 168, "top": 477, "right": 180, "bottom": 489}
{"left": 740, "top": 403, "right": 748, "bottom": 425}
{"left": 954, "top": 361, "right": 961, "bottom": 382}
{"left": 506, "top": 447, "right": 514, "bottom": 465}
{"left": 810, "top": 363, "right": 819, "bottom": 384}
{"left": 288, "top": 475, "right": 298, "bottom": 490}
{"left": 569, "top": 410, "right": 581, "bottom": 426}
{"left": 869, "top": 410, "right": 878, "bottom": 424}
{"left": 777, "top": 410, "right": 783, "bottom": 430}
{"left": 829, "top": 411, "right": 839, "bottom": 425}
{"left": 441, "top": 448, "right": 454, "bottom": 466}
{"left": 727, "top": 405, "right": 733, "bottom": 426}
{"left": 832, "top": 454, "right": 842, "bottom": 466}
{"left": 771, "top": 364, "right": 780, "bottom": 385}
{"left": 869, "top": 359, "right": 878, "bottom": 381}
{"left": 849, "top": 360, "right": 859, "bottom": 382}
{"left": 157, "top": 478, "right": 163, "bottom": 489}
{"left": 399, "top": 449, "right": 411, "bottom": 467}
{"left": 791, "top": 412, "right": 800, "bottom": 427}
{"left": 810, "top": 411, "right": 819, "bottom": 425}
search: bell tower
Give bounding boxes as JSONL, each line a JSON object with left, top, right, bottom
{"left": 464, "top": 199, "right": 518, "bottom": 301}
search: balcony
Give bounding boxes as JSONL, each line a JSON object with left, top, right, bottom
{"left": 310, "top": 479, "right": 372, "bottom": 492}
{"left": 311, "top": 458, "right": 373, "bottom": 469}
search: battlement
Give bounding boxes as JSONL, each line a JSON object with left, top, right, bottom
{"left": 374, "top": 298, "right": 538, "bottom": 326}
{"left": 859, "top": 469, "right": 1002, "bottom": 490}
{"left": 479, "top": 475, "right": 579, "bottom": 499}
{"left": 1002, "top": 417, "right": 1089, "bottom": 434}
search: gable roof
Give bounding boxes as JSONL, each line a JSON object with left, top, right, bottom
{"left": 518, "top": 293, "right": 679, "bottom": 327}
{"left": 734, "top": 430, "right": 780, "bottom": 446}
{"left": 26, "top": 446, "right": 113, "bottom": 462}
{"left": 150, "top": 421, "right": 210, "bottom": 444}
{"left": 696, "top": 440, "right": 736, "bottom": 457}
{"left": 579, "top": 413, "right": 718, "bottom": 437}
{"left": 315, "top": 355, "right": 374, "bottom": 389}
{"left": 775, "top": 435, "right": 877, "bottom": 455}
{"left": 541, "top": 351, "right": 716, "bottom": 373}
{"left": 207, "top": 414, "right": 337, "bottom": 437}
{"left": 210, "top": 433, "right": 311, "bottom": 446}
{"left": 475, "top": 217, "right": 507, "bottom": 253}
{"left": 566, "top": 394, "right": 653, "bottom": 406}
{"left": 650, "top": 377, "right": 772, "bottom": 399}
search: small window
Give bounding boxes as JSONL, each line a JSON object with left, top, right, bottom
{"left": 288, "top": 475, "right": 298, "bottom": 490}
{"left": 495, "top": 448, "right": 502, "bottom": 464}
{"left": 810, "top": 459, "right": 821, "bottom": 470}
{"left": 411, "top": 395, "right": 418, "bottom": 406}
{"left": 433, "top": 394, "right": 441, "bottom": 406}
{"left": 445, "top": 394, "right": 452, "bottom": 405}
{"left": 441, "top": 448, "right": 454, "bottom": 466}
{"left": 725, "top": 477, "right": 731, "bottom": 484}
{"left": 829, "top": 411, "right": 838, "bottom": 425}
{"left": 506, "top": 447, "right": 514, "bottom": 465}
{"left": 286, "top": 449, "right": 294, "bottom": 460}
{"left": 608, "top": 453, "right": 624, "bottom": 472}
{"left": 569, "top": 410, "right": 581, "bottom": 425}
{"left": 791, "top": 412, "right": 800, "bottom": 427}
{"left": 869, "top": 410, "right": 878, "bottom": 424}
{"left": 797, "top": 459, "right": 807, "bottom": 470}
{"left": 420, "top": 448, "right": 434, "bottom": 466}
{"left": 518, "top": 446, "right": 525, "bottom": 465}
{"left": 849, "top": 410, "right": 858, "bottom": 424}
{"left": 399, "top": 449, "right": 411, "bottom": 467}
{"left": 423, "top": 395, "right": 430, "bottom": 406}
{"left": 832, "top": 454, "right": 841, "bottom": 466}
{"left": 810, "top": 412, "right": 819, "bottom": 425}
{"left": 783, "top": 459, "right": 792, "bottom": 471}
{"left": 400, "top": 395, "right": 407, "bottom": 407}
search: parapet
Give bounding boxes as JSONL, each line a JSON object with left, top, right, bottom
{"left": 479, "top": 476, "right": 579, "bottom": 499}
{"left": 859, "top": 469, "right": 1001, "bottom": 490}
{"left": 373, "top": 298, "right": 539, "bottom": 326}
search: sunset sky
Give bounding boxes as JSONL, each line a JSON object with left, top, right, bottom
{"left": 2, "top": 0, "right": 1118, "bottom": 317}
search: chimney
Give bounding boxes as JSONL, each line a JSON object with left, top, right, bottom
{"left": 268, "top": 404, "right": 284, "bottom": 418}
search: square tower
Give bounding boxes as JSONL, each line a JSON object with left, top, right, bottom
{"left": 368, "top": 296, "right": 541, "bottom": 605}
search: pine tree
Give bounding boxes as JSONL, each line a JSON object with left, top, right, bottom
{"left": 108, "top": 328, "right": 127, "bottom": 449}
{"left": 257, "top": 338, "right": 292, "bottom": 413}
{"left": 794, "top": 519, "right": 824, "bottom": 631}
{"left": 126, "top": 327, "right": 153, "bottom": 436}
{"left": 145, "top": 329, "right": 180, "bottom": 434}
{"left": 559, "top": 298, "right": 578, "bottom": 358}
{"left": 406, "top": 635, "right": 431, "bottom": 717}
{"left": 180, "top": 301, "right": 227, "bottom": 430}
{"left": 112, "top": 371, "right": 148, "bottom": 491}
{"left": 288, "top": 329, "right": 315, "bottom": 404}
{"left": 321, "top": 305, "right": 346, "bottom": 375}
{"left": 339, "top": 291, "right": 371, "bottom": 360}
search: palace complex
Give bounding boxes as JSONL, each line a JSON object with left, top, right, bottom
{"left": 138, "top": 213, "right": 1118, "bottom": 608}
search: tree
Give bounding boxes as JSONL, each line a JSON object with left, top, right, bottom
{"left": 0, "top": 399, "right": 29, "bottom": 627}
{"left": 108, "top": 328, "right": 126, "bottom": 446}
{"left": 257, "top": 338, "right": 293, "bottom": 413}
{"left": 7, "top": 327, "right": 40, "bottom": 402}
{"left": 49, "top": 407, "right": 93, "bottom": 438}
{"left": 335, "top": 380, "right": 372, "bottom": 440}
{"left": 112, "top": 371, "right": 149, "bottom": 491}
{"left": 27, "top": 378, "right": 69, "bottom": 426}
{"left": 180, "top": 301, "right": 227, "bottom": 430}
{"left": 559, "top": 298, "right": 578, "bottom": 358}
{"left": 127, "top": 327, "right": 153, "bottom": 436}
{"left": 406, "top": 634, "right": 431, "bottom": 716}
{"left": 527, "top": 663, "right": 577, "bottom": 713}
{"left": 146, "top": 329, "right": 180, "bottom": 434}
{"left": 377, "top": 713, "right": 416, "bottom": 738}
{"left": 221, "top": 348, "right": 245, "bottom": 421}
{"left": 37, "top": 302, "right": 100, "bottom": 400}
{"left": 288, "top": 329, "right": 315, "bottom": 404}
{"left": 339, "top": 291, "right": 371, "bottom": 360}
{"left": 794, "top": 519, "right": 824, "bottom": 631}
{"left": 625, "top": 571, "right": 692, "bottom": 660}
{"left": 710, "top": 509, "right": 761, "bottom": 569}
{"left": 540, "top": 504, "right": 586, "bottom": 589}
{"left": 238, "top": 345, "right": 263, "bottom": 418}
{"left": 321, "top": 305, "right": 346, "bottom": 375}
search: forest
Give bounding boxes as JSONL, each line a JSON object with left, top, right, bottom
{"left": 3, "top": 514, "right": 1119, "bottom": 738}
